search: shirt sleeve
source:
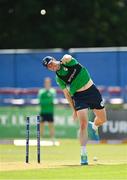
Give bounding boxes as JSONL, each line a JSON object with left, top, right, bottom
{"left": 51, "top": 88, "right": 57, "bottom": 97}
{"left": 37, "top": 89, "right": 44, "bottom": 104}
{"left": 56, "top": 75, "right": 66, "bottom": 90}
{"left": 64, "top": 57, "right": 78, "bottom": 66}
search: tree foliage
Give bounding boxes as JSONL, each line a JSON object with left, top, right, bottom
{"left": 0, "top": 0, "right": 127, "bottom": 49}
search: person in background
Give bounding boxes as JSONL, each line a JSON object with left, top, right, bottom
{"left": 38, "top": 77, "right": 56, "bottom": 143}
{"left": 42, "top": 54, "right": 107, "bottom": 165}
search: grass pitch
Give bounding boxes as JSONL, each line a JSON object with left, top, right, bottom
{"left": 0, "top": 139, "right": 127, "bottom": 179}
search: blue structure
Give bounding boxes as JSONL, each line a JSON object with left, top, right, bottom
{"left": 0, "top": 48, "right": 127, "bottom": 88}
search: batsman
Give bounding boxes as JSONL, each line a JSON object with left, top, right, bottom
{"left": 42, "top": 54, "right": 107, "bottom": 165}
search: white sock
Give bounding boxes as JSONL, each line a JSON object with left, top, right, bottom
{"left": 81, "top": 146, "right": 87, "bottom": 155}
{"left": 92, "top": 123, "right": 98, "bottom": 131}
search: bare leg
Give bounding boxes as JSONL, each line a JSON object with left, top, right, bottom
{"left": 77, "top": 108, "right": 89, "bottom": 165}
{"left": 40, "top": 122, "right": 45, "bottom": 138}
{"left": 48, "top": 122, "right": 55, "bottom": 139}
{"left": 77, "top": 109, "right": 88, "bottom": 146}
{"left": 93, "top": 108, "right": 107, "bottom": 127}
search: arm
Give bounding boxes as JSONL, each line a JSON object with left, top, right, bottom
{"left": 62, "top": 88, "right": 77, "bottom": 120}
{"left": 61, "top": 54, "right": 72, "bottom": 64}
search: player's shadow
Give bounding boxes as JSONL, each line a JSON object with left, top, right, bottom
{"left": 61, "top": 163, "right": 101, "bottom": 167}
{"left": 61, "top": 164, "right": 80, "bottom": 167}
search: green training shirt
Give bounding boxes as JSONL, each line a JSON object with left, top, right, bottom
{"left": 56, "top": 57, "right": 91, "bottom": 95}
{"left": 38, "top": 88, "right": 56, "bottom": 114}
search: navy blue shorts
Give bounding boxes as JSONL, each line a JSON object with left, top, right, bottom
{"left": 72, "top": 84, "right": 105, "bottom": 111}
{"left": 40, "top": 113, "right": 54, "bottom": 122}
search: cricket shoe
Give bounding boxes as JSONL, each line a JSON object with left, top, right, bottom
{"left": 80, "top": 154, "right": 88, "bottom": 165}
{"left": 88, "top": 121, "right": 100, "bottom": 141}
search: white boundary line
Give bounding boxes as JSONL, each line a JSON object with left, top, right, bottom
{"left": 69, "top": 47, "right": 127, "bottom": 53}
{"left": 0, "top": 48, "right": 63, "bottom": 54}
{"left": 0, "top": 47, "right": 127, "bottom": 54}
{"left": 14, "top": 139, "right": 60, "bottom": 146}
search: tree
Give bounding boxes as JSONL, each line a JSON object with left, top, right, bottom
{"left": 0, "top": 0, "right": 127, "bottom": 48}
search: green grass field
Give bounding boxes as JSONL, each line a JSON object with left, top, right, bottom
{"left": 0, "top": 139, "right": 127, "bottom": 180}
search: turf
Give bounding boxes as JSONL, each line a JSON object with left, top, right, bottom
{"left": 0, "top": 139, "right": 127, "bottom": 179}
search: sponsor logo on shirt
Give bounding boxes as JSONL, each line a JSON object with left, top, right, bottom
{"left": 63, "top": 67, "right": 68, "bottom": 71}
{"left": 100, "top": 100, "right": 105, "bottom": 107}
{"left": 68, "top": 69, "right": 77, "bottom": 82}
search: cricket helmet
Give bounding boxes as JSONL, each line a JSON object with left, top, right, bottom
{"left": 42, "top": 56, "right": 53, "bottom": 67}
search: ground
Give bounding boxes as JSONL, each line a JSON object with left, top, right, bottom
{"left": 0, "top": 139, "right": 127, "bottom": 179}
